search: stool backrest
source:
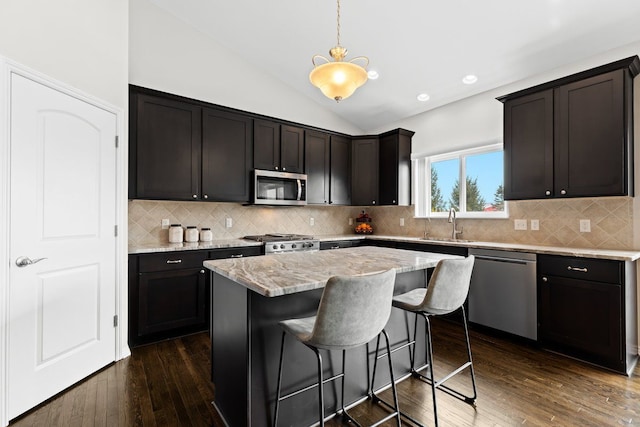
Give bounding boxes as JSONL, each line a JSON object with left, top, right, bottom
{"left": 421, "top": 255, "right": 475, "bottom": 314}
{"left": 308, "top": 269, "right": 397, "bottom": 350}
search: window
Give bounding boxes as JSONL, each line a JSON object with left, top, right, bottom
{"left": 413, "top": 142, "right": 506, "bottom": 218}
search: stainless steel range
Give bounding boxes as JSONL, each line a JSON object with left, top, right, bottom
{"left": 243, "top": 233, "right": 319, "bottom": 254}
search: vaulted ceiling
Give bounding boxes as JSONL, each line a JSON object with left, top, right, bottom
{"left": 150, "top": 0, "right": 640, "bottom": 131}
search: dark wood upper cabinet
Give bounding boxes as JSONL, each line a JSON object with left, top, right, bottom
{"left": 202, "top": 108, "right": 253, "bottom": 202}
{"left": 379, "top": 129, "right": 414, "bottom": 206}
{"left": 280, "top": 125, "right": 305, "bottom": 173}
{"left": 554, "top": 71, "right": 627, "bottom": 198}
{"left": 305, "top": 130, "right": 330, "bottom": 204}
{"left": 499, "top": 56, "right": 639, "bottom": 200}
{"left": 253, "top": 119, "right": 280, "bottom": 171}
{"left": 351, "top": 137, "right": 379, "bottom": 206}
{"left": 329, "top": 135, "right": 351, "bottom": 205}
{"left": 503, "top": 90, "right": 554, "bottom": 200}
{"left": 130, "top": 94, "right": 201, "bottom": 200}
{"left": 254, "top": 121, "right": 304, "bottom": 173}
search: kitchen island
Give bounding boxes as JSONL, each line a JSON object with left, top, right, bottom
{"left": 204, "top": 246, "right": 460, "bottom": 427}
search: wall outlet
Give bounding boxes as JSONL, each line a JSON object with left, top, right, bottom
{"left": 161, "top": 218, "right": 170, "bottom": 229}
{"left": 400, "top": 218, "right": 405, "bottom": 227}
{"left": 225, "top": 217, "right": 233, "bottom": 228}
{"left": 580, "top": 219, "right": 591, "bottom": 232}
{"left": 310, "top": 217, "right": 315, "bottom": 226}
{"left": 514, "top": 219, "right": 527, "bottom": 230}
{"left": 348, "top": 218, "right": 353, "bottom": 225}
{"left": 530, "top": 219, "right": 539, "bottom": 231}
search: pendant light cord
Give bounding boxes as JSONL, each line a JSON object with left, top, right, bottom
{"left": 336, "top": 0, "right": 341, "bottom": 47}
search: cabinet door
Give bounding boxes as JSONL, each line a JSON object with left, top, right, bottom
{"left": 351, "top": 138, "right": 379, "bottom": 206}
{"left": 133, "top": 94, "right": 201, "bottom": 200}
{"left": 538, "top": 275, "right": 623, "bottom": 371}
{"left": 330, "top": 135, "right": 351, "bottom": 205}
{"left": 254, "top": 119, "right": 280, "bottom": 171}
{"left": 202, "top": 108, "right": 253, "bottom": 202}
{"left": 555, "top": 70, "right": 627, "bottom": 197}
{"left": 305, "top": 131, "right": 330, "bottom": 204}
{"left": 503, "top": 90, "right": 554, "bottom": 200}
{"left": 379, "top": 130, "right": 412, "bottom": 205}
{"left": 280, "top": 125, "right": 305, "bottom": 173}
{"left": 137, "top": 267, "right": 207, "bottom": 338}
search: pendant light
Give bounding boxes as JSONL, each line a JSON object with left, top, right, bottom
{"left": 309, "top": 0, "right": 369, "bottom": 102}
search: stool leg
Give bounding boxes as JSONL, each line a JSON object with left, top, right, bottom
{"left": 273, "top": 331, "right": 286, "bottom": 427}
{"left": 461, "top": 306, "right": 478, "bottom": 403}
{"left": 424, "top": 315, "right": 438, "bottom": 427}
{"left": 382, "top": 329, "right": 402, "bottom": 426}
{"left": 369, "top": 334, "right": 383, "bottom": 398}
{"left": 312, "top": 347, "right": 325, "bottom": 426}
{"left": 410, "top": 313, "right": 419, "bottom": 373}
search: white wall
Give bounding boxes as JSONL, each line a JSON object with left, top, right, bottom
{"left": 0, "top": 0, "right": 128, "bottom": 109}
{"left": 129, "top": 0, "right": 363, "bottom": 135}
{"left": 373, "top": 41, "right": 640, "bottom": 158}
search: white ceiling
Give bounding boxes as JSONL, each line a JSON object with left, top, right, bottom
{"left": 150, "top": 0, "right": 640, "bottom": 132}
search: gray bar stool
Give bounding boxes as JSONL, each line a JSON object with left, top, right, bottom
{"left": 373, "top": 256, "right": 477, "bottom": 427}
{"left": 273, "top": 269, "right": 401, "bottom": 427}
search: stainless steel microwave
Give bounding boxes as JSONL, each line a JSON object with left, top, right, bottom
{"left": 253, "top": 169, "right": 307, "bottom": 205}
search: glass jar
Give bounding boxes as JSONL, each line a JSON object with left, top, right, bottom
{"left": 168, "top": 224, "right": 183, "bottom": 243}
{"left": 185, "top": 226, "right": 199, "bottom": 243}
{"left": 200, "top": 227, "right": 213, "bottom": 242}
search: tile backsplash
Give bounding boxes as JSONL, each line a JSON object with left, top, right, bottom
{"left": 128, "top": 196, "right": 633, "bottom": 250}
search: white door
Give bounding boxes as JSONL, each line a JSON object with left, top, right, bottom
{"left": 8, "top": 73, "right": 117, "bottom": 419}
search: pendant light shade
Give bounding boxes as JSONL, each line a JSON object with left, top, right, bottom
{"left": 309, "top": 0, "right": 369, "bottom": 102}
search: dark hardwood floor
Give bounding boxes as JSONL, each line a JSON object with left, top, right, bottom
{"left": 10, "top": 319, "right": 640, "bottom": 426}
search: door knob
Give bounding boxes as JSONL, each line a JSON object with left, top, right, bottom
{"left": 16, "top": 256, "right": 47, "bottom": 267}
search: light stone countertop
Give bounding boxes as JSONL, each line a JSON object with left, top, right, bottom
{"left": 129, "top": 234, "right": 640, "bottom": 261}
{"left": 204, "top": 246, "right": 459, "bottom": 297}
{"left": 129, "top": 239, "right": 262, "bottom": 254}
{"left": 317, "top": 235, "right": 640, "bottom": 261}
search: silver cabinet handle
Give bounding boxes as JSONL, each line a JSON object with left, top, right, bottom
{"left": 560, "top": 189, "right": 567, "bottom": 195}
{"left": 542, "top": 277, "right": 548, "bottom": 282}
{"left": 331, "top": 245, "right": 340, "bottom": 250}
{"left": 567, "top": 266, "right": 587, "bottom": 273}
{"left": 166, "top": 259, "right": 182, "bottom": 264}
{"left": 203, "top": 194, "right": 208, "bottom": 199}
{"left": 16, "top": 256, "right": 47, "bottom": 267}
{"left": 200, "top": 269, "right": 205, "bottom": 274}
{"left": 230, "top": 254, "right": 244, "bottom": 258}
{"left": 192, "top": 194, "right": 198, "bottom": 199}
{"left": 545, "top": 190, "right": 551, "bottom": 196}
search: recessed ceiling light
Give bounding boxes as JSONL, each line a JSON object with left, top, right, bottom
{"left": 462, "top": 75, "right": 478, "bottom": 85}
{"left": 367, "top": 70, "right": 379, "bottom": 80}
{"left": 417, "top": 93, "right": 430, "bottom": 102}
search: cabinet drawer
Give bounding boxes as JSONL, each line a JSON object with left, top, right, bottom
{"left": 209, "top": 246, "right": 262, "bottom": 259}
{"left": 538, "top": 255, "right": 622, "bottom": 284}
{"left": 139, "top": 251, "right": 208, "bottom": 273}
{"left": 320, "top": 240, "right": 360, "bottom": 250}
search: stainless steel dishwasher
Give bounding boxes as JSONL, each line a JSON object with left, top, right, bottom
{"left": 468, "top": 248, "right": 537, "bottom": 340}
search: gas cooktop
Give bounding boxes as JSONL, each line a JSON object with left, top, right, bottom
{"left": 243, "top": 234, "right": 319, "bottom": 254}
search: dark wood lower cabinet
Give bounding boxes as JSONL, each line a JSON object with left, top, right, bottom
{"left": 537, "top": 255, "right": 637, "bottom": 375}
{"left": 138, "top": 267, "right": 207, "bottom": 337}
{"left": 129, "top": 246, "right": 263, "bottom": 347}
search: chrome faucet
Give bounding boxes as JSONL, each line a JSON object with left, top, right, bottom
{"left": 448, "top": 208, "right": 463, "bottom": 240}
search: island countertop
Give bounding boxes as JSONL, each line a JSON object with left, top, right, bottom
{"left": 204, "top": 246, "right": 459, "bottom": 297}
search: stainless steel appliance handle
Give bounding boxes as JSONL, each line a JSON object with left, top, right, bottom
{"left": 16, "top": 256, "right": 47, "bottom": 267}
{"left": 474, "top": 255, "right": 530, "bottom": 265}
{"left": 296, "top": 179, "right": 302, "bottom": 201}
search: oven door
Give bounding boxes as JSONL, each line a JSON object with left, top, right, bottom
{"left": 253, "top": 170, "right": 307, "bottom": 205}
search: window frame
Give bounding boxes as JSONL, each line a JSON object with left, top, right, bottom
{"left": 413, "top": 142, "right": 508, "bottom": 219}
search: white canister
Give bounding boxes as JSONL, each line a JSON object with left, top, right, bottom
{"left": 168, "top": 224, "right": 184, "bottom": 243}
{"left": 200, "top": 227, "right": 213, "bottom": 242}
{"left": 185, "top": 226, "right": 199, "bottom": 242}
